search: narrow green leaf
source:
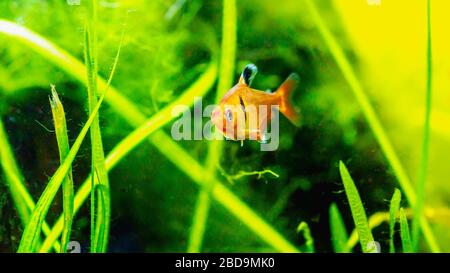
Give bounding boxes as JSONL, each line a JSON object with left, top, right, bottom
{"left": 346, "top": 211, "right": 389, "bottom": 251}
{"left": 83, "top": 0, "right": 127, "bottom": 253}
{"left": 400, "top": 208, "right": 413, "bottom": 253}
{"left": 187, "top": 0, "right": 236, "bottom": 253}
{"left": 216, "top": 0, "right": 237, "bottom": 99}
{"left": 0, "top": 121, "right": 32, "bottom": 226}
{"left": 84, "top": 0, "right": 110, "bottom": 253}
{"left": 49, "top": 85, "right": 74, "bottom": 253}
{"left": 339, "top": 161, "right": 374, "bottom": 253}
{"left": 389, "top": 188, "right": 401, "bottom": 253}
{"left": 412, "top": 0, "right": 433, "bottom": 252}
{"left": 329, "top": 203, "right": 349, "bottom": 253}
{"left": 296, "top": 221, "right": 315, "bottom": 253}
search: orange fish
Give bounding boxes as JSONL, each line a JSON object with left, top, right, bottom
{"left": 211, "top": 64, "right": 301, "bottom": 142}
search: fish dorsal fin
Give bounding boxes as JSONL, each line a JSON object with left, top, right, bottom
{"left": 239, "top": 63, "right": 258, "bottom": 86}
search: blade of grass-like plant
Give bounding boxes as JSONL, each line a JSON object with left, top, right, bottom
{"left": 0, "top": 121, "right": 32, "bottom": 226}
{"left": 0, "top": 20, "right": 298, "bottom": 253}
{"left": 304, "top": 0, "right": 439, "bottom": 252}
{"left": 17, "top": 80, "right": 110, "bottom": 253}
{"left": 18, "top": 27, "right": 123, "bottom": 252}
{"left": 216, "top": 0, "right": 237, "bottom": 98}
{"left": 296, "top": 222, "right": 315, "bottom": 253}
{"left": 346, "top": 211, "right": 388, "bottom": 251}
{"left": 84, "top": 0, "right": 111, "bottom": 253}
{"left": 187, "top": 0, "right": 236, "bottom": 253}
{"left": 412, "top": 0, "right": 433, "bottom": 252}
{"left": 329, "top": 203, "right": 349, "bottom": 253}
{"left": 339, "top": 161, "right": 374, "bottom": 253}
{"left": 400, "top": 208, "right": 413, "bottom": 253}
{"left": 348, "top": 207, "right": 445, "bottom": 251}
{"left": 187, "top": 191, "right": 211, "bottom": 252}
{"left": 0, "top": 121, "right": 61, "bottom": 252}
{"left": 49, "top": 85, "right": 74, "bottom": 253}
{"left": 346, "top": 207, "right": 438, "bottom": 251}
{"left": 389, "top": 188, "right": 401, "bottom": 253}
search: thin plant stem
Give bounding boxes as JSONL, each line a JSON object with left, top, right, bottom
{"left": 187, "top": 0, "right": 237, "bottom": 253}
{"left": 412, "top": 0, "right": 433, "bottom": 251}
{"left": 84, "top": 0, "right": 111, "bottom": 253}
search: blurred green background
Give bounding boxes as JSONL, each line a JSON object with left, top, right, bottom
{"left": 0, "top": 0, "right": 449, "bottom": 253}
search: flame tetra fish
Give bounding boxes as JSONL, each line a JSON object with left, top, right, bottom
{"left": 211, "top": 64, "right": 301, "bottom": 142}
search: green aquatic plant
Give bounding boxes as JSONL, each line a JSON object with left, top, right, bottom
{"left": 346, "top": 212, "right": 386, "bottom": 251}
{"left": 305, "top": 0, "right": 439, "bottom": 252}
{"left": 389, "top": 188, "right": 401, "bottom": 253}
{"left": 412, "top": 0, "right": 433, "bottom": 251}
{"left": 220, "top": 169, "right": 279, "bottom": 185}
{"left": 49, "top": 85, "right": 74, "bottom": 253}
{"left": 340, "top": 185, "right": 439, "bottom": 253}
{"left": 400, "top": 208, "right": 413, "bottom": 253}
{"left": 187, "top": 0, "right": 237, "bottom": 253}
{"left": 0, "top": 121, "right": 30, "bottom": 226}
{"left": 339, "top": 161, "right": 374, "bottom": 253}
{"left": 16, "top": 17, "right": 124, "bottom": 252}
{"left": 329, "top": 203, "right": 349, "bottom": 253}
{"left": 17, "top": 80, "right": 110, "bottom": 252}
{"left": 296, "top": 221, "right": 314, "bottom": 253}
{"left": 84, "top": 0, "right": 110, "bottom": 253}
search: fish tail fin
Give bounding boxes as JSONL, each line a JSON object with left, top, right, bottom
{"left": 276, "top": 73, "right": 301, "bottom": 126}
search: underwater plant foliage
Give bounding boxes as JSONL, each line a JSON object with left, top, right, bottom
{"left": 0, "top": 0, "right": 449, "bottom": 253}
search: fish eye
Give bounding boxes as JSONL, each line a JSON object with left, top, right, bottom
{"left": 225, "top": 108, "right": 233, "bottom": 122}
